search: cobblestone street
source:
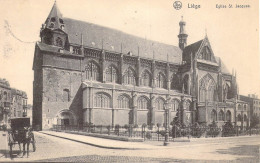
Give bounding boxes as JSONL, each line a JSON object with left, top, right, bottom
{"left": 0, "top": 131, "right": 259, "bottom": 162}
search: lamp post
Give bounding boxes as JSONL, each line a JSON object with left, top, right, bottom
{"left": 164, "top": 101, "right": 170, "bottom": 146}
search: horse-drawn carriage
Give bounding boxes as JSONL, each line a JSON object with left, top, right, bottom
{"left": 8, "top": 117, "right": 36, "bottom": 159}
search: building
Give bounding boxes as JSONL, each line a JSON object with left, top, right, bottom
{"left": 0, "top": 78, "right": 11, "bottom": 125}
{"left": 33, "top": 2, "right": 249, "bottom": 130}
{"left": 0, "top": 78, "right": 28, "bottom": 125}
{"left": 11, "top": 89, "right": 28, "bottom": 118}
{"left": 240, "top": 94, "right": 260, "bottom": 118}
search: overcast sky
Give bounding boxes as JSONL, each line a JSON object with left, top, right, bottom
{"left": 0, "top": 0, "right": 259, "bottom": 104}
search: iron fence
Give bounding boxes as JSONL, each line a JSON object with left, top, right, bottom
{"left": 51, "top": 124, "right": 260, "bottom": 141}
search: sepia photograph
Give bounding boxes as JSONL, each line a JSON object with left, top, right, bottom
{"left": 0, "top": 0, "right": 259, "bottom": 162}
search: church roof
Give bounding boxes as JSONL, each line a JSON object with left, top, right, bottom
{"left": 215, "top": 57, "right": 230, "bottom": 74}
{"left": 63, "top": 18, "right": 182, "bottom": 63}
{"left": 183, "top": 39, "right": 203, "bottom": 57}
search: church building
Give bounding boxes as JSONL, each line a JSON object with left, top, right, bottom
{"left": 33, "top": 2, "right": 248, "bottom": 130}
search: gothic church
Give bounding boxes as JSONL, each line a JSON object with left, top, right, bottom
{"left": 33, "top": 2, "right": 248, "bottom": 130}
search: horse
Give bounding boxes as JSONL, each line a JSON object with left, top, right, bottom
{"left": 9, "top": 127, "right": 36, "bottom": 159}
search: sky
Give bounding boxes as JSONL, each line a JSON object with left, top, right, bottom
{"left": 0, "top": 0, "right": 259, "bottom": 104}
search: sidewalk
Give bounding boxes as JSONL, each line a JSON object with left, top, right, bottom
{"left": 39, "top": 131, "right": 157, "bottom": 150}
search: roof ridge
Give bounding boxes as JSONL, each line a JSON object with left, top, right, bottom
{"left": 63, "top": 17, "right": 178, "bottom": 48}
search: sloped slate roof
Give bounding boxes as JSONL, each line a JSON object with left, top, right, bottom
{"left": 63, "top": 18, "right": 182, "bottom": 63}
{"left": 215, "top": 57, "right": 230, "bottom": 74}
{"left": 183, "top": 39, "right": 203, "bottom": 57}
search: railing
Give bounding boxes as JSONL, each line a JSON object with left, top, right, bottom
{"left": 51, "top": 124, "right": 260, "bottom": 141}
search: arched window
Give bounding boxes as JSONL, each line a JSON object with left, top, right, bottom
{"left": 201, "top": 46, "right": 212, "bottom": 61}
{"left": 243, "top": 105, "right": 247, "bottom": 111}
{"left": 199, "top": 80, "right": 206, "bottom": 102}
{"left": 117, "top": 95, "right": 130, "bottom": 109}
{"left": 3, "top": 91, "right": 7, "bottom": 101}
{"left": 156, "top": 72, "right": 166, "bottom": 89}
{"left": 237, "top": 114, "right": 242, "bottom": 121}
{"left": 199, "top": 74, "right": 216, "bottom": 102}
{"left": 86, "top": 62, "right": 100, "bottom": 81}
{"left": 105, "top": 65, "right": 118, "bottom": 83}
{"left": 137, "top": 96, "right": 149, "bottom": 110}
{"left": 211, "top": 110, "right": 217, "bottom": 122}
{"left": 56, "top": 37, "right": 63, "bottom": 47}
{"left": 208, "top": 82, "right": 215, "bottom": 102}
{"left": 155, "top": 98, "right": 165, "bottom": 110}
{"left": 123, "top": 67, "right": 136, "bottom": 85}
{"left": 171, "top": 74, "right": 179, "bottom": 90}
{"left": 63, "top": 89, "right": 70, "bottom": 102}
{"left": 226, "top": 110, "right": 231, "bottom": 122}
{"left": 183, "top": 75, "right": 189, "bottom": 94}
{"left": 244, "top": 114, "right": 247, "bottom": 121}
{"left": 170, "top": 99, "right": 179, "bottom": 111}
{"left": 94, "top": 93, "right": 110, "bottom": 108}
{"left": 140, "top": 70, "right": 152, "bottom": 87}
{"left": 218, "top": 110, "right": 224, "bottom": 121}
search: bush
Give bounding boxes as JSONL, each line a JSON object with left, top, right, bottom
{"left": 146, "top": 132, "right": 152, "bottom": 139}
{"left": 222, "top": 122, "right": 236, "bottom": 137}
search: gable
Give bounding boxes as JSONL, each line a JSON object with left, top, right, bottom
{"left": 196, "top": 37, "right": 216, "bottom": 63}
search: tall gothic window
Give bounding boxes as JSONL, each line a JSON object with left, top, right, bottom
{"left": 94, "top": 93, "right": 110, "bottom": 108}
{"left": 3, "top": 91, "right": 7, "bottom": 101}
{"left": 237, "top": 114, "right": 242, "bottom": 121}
{"left": 183, "top": 75, "right": 189, "bottom": 94}
{"left": 123, "top": 67, "right": 136, "bottom": 85}
{"left": 171, "top": 74, "right": 179, "bottom": 90}
{"left": 218, "top": 110, "right": 224, "bottom": 121}
{"left": 117, "top": 95, "right": 130, "bottom": 109}
{"left": 211, "top": 110, "right": 217, "bottom": 122}
{"left": 199, "top": 74, "right": 216, "bottom": 102}
{"left": 170, "top": 99, "right": 179, "bottom": 111}
{"left": 244, "top": 114, "right": 247, "bottom": 121}
{"left": 156, "top": 72, "right": 166, "bottom": 89}
{"left": 86, "top": 62, "right": 100, "bottom": 81}
{"left": 199, "top": 80, "right": 206, "bottom": 102}
{"left": 140, "top": 70, "right": 152, "bottom": 87}
{"left": 56, "top": 37, "right": 63, "bottom": 47}
{"left": 226, "top": 110, "right": 231, "bottom": 122}
{"left": 105, "top": 65, "right": 118, "bottom": 83}
{"left": 137, "top": 96, "right": 149, "bottom": 110}
{"left": 155, "top": 98, "right": 164, "bottom": 110}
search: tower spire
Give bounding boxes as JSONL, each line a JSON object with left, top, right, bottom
{"left": 178, "top": 16, "right": 188, "bottom": 50}
{"left": 44, "top": 1, "right": 64, "bottom": 30}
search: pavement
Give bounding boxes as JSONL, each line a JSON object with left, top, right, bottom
{"left": 39, "top": 130, "right": 260, "bottom": 150}
{"left": 39, "top": 131, "right": 157, "bottom": 150}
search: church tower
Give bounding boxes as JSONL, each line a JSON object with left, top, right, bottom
{"left": 178, "top": 16, "right": 188, "bottom": 50}
{"left": 40, "top": 1, "right": 67, "bottom": 49}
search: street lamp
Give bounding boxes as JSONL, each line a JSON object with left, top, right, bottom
{"left": 164, "top": 101, "right": 170, "bottom": 146}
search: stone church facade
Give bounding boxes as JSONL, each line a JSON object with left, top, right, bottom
{"left": 33, "top": 3, "right": 248, "bottom": 130}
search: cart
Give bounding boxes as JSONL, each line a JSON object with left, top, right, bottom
{"left": 8, "top": 117, "right": 36, "bottom": 158}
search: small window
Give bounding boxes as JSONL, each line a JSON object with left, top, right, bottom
{"left": 60, "top": 25, "right": 65, "bottom": 30}
{"left": 56, "top": 37, "right": 63, "bottom": 47}
{"left": 51, "top": 17, "right": 56, "bottom": 22}
{"left": 49, "top": 23, "right": 54, "bottom": 28}
{"left": 63, "top": 89, "right": 70, "bottom": 102}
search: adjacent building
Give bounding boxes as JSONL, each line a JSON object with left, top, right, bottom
{"left": 33, "top": 2, "right": 249, "bottom": 130}
{"left": 240, "top": 94, "right": 260, "bottom": 118}
{"left": 0, "top": 78, "right": 28, "bottom": 125}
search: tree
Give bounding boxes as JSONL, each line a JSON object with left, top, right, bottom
{"left": 250, "top": 114, "right": 260, "bottom": 128}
